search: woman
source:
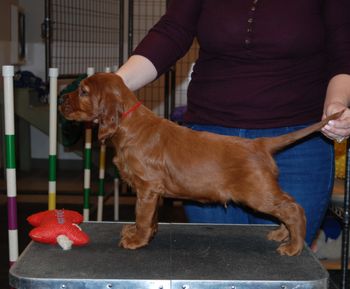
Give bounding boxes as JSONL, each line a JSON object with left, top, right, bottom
{"left": 115, "top": 0, "right": 350, "bottom": 245}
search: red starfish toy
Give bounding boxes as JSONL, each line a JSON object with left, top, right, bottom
{"left": 27, "top": 209, "right": 89, "bottom": 249}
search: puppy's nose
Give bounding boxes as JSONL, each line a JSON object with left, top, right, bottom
{"left": 58, "top": 94, "right": 67, "bottom": 105}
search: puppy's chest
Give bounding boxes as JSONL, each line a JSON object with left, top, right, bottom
{"left": 113, "top": 153, "right": 132, "bottom": 176}
{"left": 113, "top": 149, "right": 144, "bottom": 185}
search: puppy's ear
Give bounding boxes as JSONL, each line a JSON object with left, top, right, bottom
{"left": 98, "top": 94, "right": 123, "bottom": 142}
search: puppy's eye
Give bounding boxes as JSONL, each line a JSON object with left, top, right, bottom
{"left": 79, "top": 87, "right": 89, "bottom": 97}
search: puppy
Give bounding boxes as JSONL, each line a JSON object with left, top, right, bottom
{"left": 59, "top": 72, "right": 342, "bottom": 256}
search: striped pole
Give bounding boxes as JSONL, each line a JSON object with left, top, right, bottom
{"left": 114, "top": 168, "right": 120, "bottom": 221}
{"left": 48, "top": 68, "right": 59, "bottom": 210}
{"left": 87, "top": 67, "right": 95, "bottom": 78}
{"left": 110, "top": 64, "right": 121, "bottom": 220}
{"left": 83, "top": 67, "right": 94, "bottom": 221}
{"left": 97, "top": 143, "right": 106, "bottom": 221}
{"left": 2, "top": 65, "right": 19, "bottom": 267}
{"left": 111, "top": 65, "right": 119, "bottom": 73}
{"left": 96, "top": 66, "right": 111, "bottom": 221}
{"left": 83, "top": 122, "right": 92, "bottom": 221}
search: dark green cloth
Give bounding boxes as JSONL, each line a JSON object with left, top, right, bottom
{"left": 59, "top": 74, "right": 87, "bottom": 147}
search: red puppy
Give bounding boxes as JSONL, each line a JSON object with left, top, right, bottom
{"left": 60, "top": 73, "right": 342, "bottom": 256}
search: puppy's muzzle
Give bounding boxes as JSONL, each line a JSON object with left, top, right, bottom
{"left": 58, "top": 94, "right": 74, "bottom": 117}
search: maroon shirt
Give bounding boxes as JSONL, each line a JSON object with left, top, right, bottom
{"left": 134, "top": 0, "right": 350, "bottom": 128}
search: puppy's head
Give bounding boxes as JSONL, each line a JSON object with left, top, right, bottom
{"left": 59, "top": 73, "right": 135, "bottom": 141}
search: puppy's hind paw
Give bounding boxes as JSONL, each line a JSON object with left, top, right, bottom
{"left": 267, "top": 224, "right": 289, "bottom": 242}
{"left": 276, "top": 241, "right": 303, "bottom": 256}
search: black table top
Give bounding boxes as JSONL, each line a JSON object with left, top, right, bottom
{"left": 10, "top": 222, "right": 328, "bottom": 289}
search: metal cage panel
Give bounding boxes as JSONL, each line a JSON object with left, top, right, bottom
{"left": 45, "top": 0, "right": 198, "bottom": 117}
{"left": 50, "top": 0, "right": 121, "bottom": 77}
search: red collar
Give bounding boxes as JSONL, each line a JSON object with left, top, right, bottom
{"left": 121, "top": 101, "right": 142, "bottom": 118}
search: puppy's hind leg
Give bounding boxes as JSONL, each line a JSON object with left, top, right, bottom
{"left": 242, "top": 188, "right": 306, "bottom": 256}
{"left": 273, "top": 197, "right": 306, "bottom": 256}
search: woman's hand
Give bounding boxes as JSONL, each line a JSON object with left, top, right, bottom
{"left": 322, "top": 102, "right": 350, "bottom": 143}
{"left": 322, "top": 74, "right": 350, "bottom": 143}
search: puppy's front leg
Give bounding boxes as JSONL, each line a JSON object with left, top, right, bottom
{"left": 119, "top": 191, "right": 160, "bottom": 249}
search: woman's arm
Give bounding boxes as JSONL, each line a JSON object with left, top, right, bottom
{"left": 322, "top": 74, "right": 350, "bottom": 141}
{"left": 115, "top": 0, "right": 201, "bottom": 90}
{"left": 321, "top": 0, "right": 350, "bottom": 141}
{"left": 116, "top": 55, "right": 157, "bottom": 91}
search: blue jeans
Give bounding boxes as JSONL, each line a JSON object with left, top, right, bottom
{"left": 184, "top": 123, "right": 334, "bottom": 245}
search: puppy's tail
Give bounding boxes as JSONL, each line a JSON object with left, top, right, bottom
{"left": 260, "top": 110, "right": 345, "bottom": 154}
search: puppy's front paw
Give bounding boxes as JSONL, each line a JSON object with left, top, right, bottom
{"left": 121, "top": 223, "right": 137, "bottom": 237}
{"left": 119, "top": 224, "right": 156, "bottom": 249}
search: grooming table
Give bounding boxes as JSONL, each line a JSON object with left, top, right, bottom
{"left": 10, "top": 223, "right": 328, "bottom": 289}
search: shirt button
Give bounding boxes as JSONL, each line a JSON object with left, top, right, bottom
{"left": 248, "top": 18, "right": 253, "bottom": 23}
{"left": 251, "top": 6, "right": 256, "bottom": 11}
{"left": 245, "top": 38, "right": 251, "bottom": 45}
{"left": 253, "top": 0, "right": 258, "bottom": 4}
